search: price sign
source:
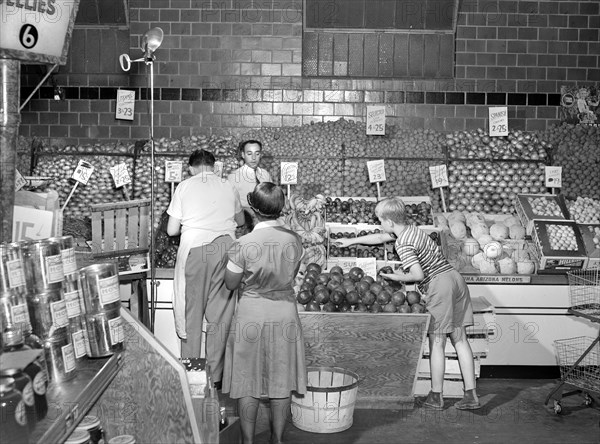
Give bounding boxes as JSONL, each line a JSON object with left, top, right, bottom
{"left": 213, "top": 161, "right": 224, "bottom": 178}
{"left": 109, "top": 163, "right": 132, "bottom": 189}
{"left": 115, "top": 89, "right": 135, "bottom": 121}
{"left": 429, "top": 165, "right": 449, "bottom": 189}
{"left": 366, "top": 106, "right": 386, "bottom": 135}
{"left": 71, "top": 160, "right": 94, "bottom": 185}
{"left": 281, "top": 162, "right": 298, "bottom": 185}
{"left": 356, "top": 257, "right": 377, "bottom": 279}
{"left": 165, "top": 161, "right": 183, "bottom": 183}
{"left": 329, "top": 258, "right": 357, "bottom": 273}
{"left": 367, "top": 159, "right": 386, "bottom": 183}
{"left": 545, "top": 166, "right": 562, "bottom": 188}
{"left": 488, "top": 106, "right": 508, "bottom": 136}
{"left": 14, "top": 169, "right": 27, "bottom": 191}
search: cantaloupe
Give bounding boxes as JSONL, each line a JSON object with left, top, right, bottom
{"left": 470, "top": 223, "right": 490, "bottom": 240}
{"left": 476, "top": 234, "right": 494, "bottom": 249}
{"left": 509, "top": 224, "right": 526, "bottom": 240}
{"left": 447, "top": 210, "right": 466, "bottom": 224}
{"left": 465, "top": 212, "right": 486, "bottom": 227}
{"left": 503, "top": 215, "right": 520, "bottom": 228}
{"left": 471, "top": 252, "right": 485, "bottom": 269}
{"left": 463, "top": 238, "right": 480, "bottom": 256}
{"left": 517, "top": 260, "right": 536, "bottom": 275}
{"left": 498, "top": 257, "right": 517, "bottom": 274}
{"left": 449, "top": 221, "right": 468, "bottom": 240}
{"left": 483, "top": 241, "right": 503, "bottom": 260}
{"left": 479, "top": 259, "right": 499, "bottom": 274}
{"left": 511, "top": 249, "right": 531, "bottom": 262}
{"left": 490, "top": 223, "right": 510, "bottom": 241}
{"left": 435, "top": 214, "right": 449, "bottom": 230}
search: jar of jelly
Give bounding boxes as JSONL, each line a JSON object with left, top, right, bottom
{"left": 0, "top": 378, "right": 30, "bottom": 443}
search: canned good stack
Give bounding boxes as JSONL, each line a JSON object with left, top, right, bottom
{"left": 65, "top": 414, "right": 106, "bottom": 444}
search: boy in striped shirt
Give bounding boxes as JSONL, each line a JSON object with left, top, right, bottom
{"left": 334, "top": 197, "right": 480, "bottom": 410}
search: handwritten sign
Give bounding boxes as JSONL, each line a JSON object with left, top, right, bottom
{"left": 367, "top": 159, "right": 386, "bottom": 183}
{"left": 115, "top": 89, "right": 135, "bottom": 121}
{"left": 14, "top": 169, "right": 27, "bottom": 191}
{"left": 12, "top": 206, "right": 54, "bottom": 242}
{"left": 109, "top": 163, "right": 132, "bottom": 188}
{"left": 281, "top": 162, "right": 298, "bottom": 185}
{"left": 213, "top": 161, "right": 224, "bottom": 177}
{"left": 356, "top": 257, "right": 377, "bottom": 279}
{"left": 429, "top": 165, "right": 448, "bottom": 189}
{"left": 545, "top": 166, "right": 562, "bottom": 188}
{"left": 366, "top": 106, "right": 386, "bottom": 135}
{"left": 71, "top": 160, "right": 94, "bottom": 185}
{"left": 488, "top": 106, "right": 508, "bottom": 137}
{"left": 165, "top": 161, "right": 183, "bottom": 183}
{"left": 327, "top": 258, "right": 357, "bottom": 273}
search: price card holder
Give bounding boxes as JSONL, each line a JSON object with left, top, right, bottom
{"left": 213, "top": 161, "right": 224, "bottom": 178}
{"left": 366, "top": 159, "right": 386, "bottom": 201}
{"left": 545, "top": 166, "right": 562, "bottom": 193}
{"left": 115, "top": 89, "right": 135, "bottom": 121}
{"left": 14, "top": 169, "right": 27, "bottom": 191}
{"left": 429, "top": 164, "right": 448, "bottom": 212}
{"left": 165, "top": 161, "right": 183, "bottom": 183}
{"left": 356, "top": 257, "right": 377, "bottom": 279}
{"left": 488, "top": 106, "right": 508, "bottom": 137}
{"left": 72, "top": 160, "right": 94, "bottom": 185}
{"left": 109, "top": 163, "right": 132, "bottom": 189}
{"left": 281, "top": 162, "right": 298, "bottom": 197}
{"left": 366, "top": 106, "right": 386, "bottom": 135}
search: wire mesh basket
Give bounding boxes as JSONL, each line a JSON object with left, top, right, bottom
{"left": 554, "top": 336, "right": 600, "bottom": 394}
{"left": 567, "top": 269, "right": 600, "bottom": 317}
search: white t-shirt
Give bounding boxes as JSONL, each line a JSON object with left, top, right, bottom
{"left": 167, "top": 172, "right": 242, "bottom": 234}
{"left": 227, "top": 164, "right": 272, "bottom": 208}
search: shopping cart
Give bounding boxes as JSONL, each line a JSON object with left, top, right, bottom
{"left": 545, "top": 269, "right": 600, "bottom": 414}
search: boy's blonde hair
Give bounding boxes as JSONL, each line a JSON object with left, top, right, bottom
{"left": 375, "top": 197, "right": 407, "bottom": 224}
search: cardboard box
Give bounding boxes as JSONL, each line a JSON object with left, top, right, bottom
{"left": 577, "top": 223, "right": 600, "bottom": 270}
{"left": 531, "top": 220, "right": 588, "bottom": 273}
{"left": 514, "top": 193, "right": 570, "bottom": 235}
{"left": 180, "top": 358, "right": 211, "bottom": 398}
{"left": 12, "top": 190, "right": 62, "bottom": 241}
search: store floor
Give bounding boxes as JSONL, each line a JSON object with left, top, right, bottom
{"left": 221, "top": 378, "right": 599, "bottom": 444}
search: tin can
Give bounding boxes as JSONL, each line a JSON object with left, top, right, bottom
{"left": 77, "top": 415, "right": 105, "bottom": 444}
{"left": 64, "top": 274, "right": 90, "bottom": 361}
{"left": 108, "top": 435, "right": 136, "bottom": 444}
{"left": 43, "top": 332, "right": 77, "bottom": 382}
{"left": 85, "top": 308, "right": 124, "bottom": 357}
{"left": 0, "top": 243, "right": 32, "bottom": 335}
{"left": 0, "top": 368, "right": 36, "bottom": 429}
{"left": 0, "top": 293, "right": 32, "bottom": 337}
{"left": 27, "top": 288, "right": 69, "bottom": 340}
{"left": 78, "top": 263, "right": 121, "bottom": 313}
{"left": 23, "top": 356, "right": 48, "bottom": 421}
{"left": 22, "top": 239, "right": 64, "bottom": 293}
{"left": 48, "top": 235, "right": 78, "bottom": 276}
{"left": 65, "top": 428, "right": 91, "bottom": 444}
{"left": 0, "top": 378, "right": 30, "bottom": 443}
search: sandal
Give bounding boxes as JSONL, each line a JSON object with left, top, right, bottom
{"left": 454, "top": 397, "right": 481, "bottom": 410}
{"left": 423, "top": 391, "right": 444, "bottom": 410}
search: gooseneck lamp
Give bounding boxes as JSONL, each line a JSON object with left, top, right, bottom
{"left": 119, "top": 27, "right": 164, "bottom": 332}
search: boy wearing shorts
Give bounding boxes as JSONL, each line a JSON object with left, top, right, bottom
{"left": 334, "top": 197, "right": 480, "bottom": 410}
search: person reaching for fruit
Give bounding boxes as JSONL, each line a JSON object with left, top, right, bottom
{"left": 222, "top": 182, "right": 307, "bottom": 444}
{"left": 334, "top": 197, "right": 481, "bottom": 411}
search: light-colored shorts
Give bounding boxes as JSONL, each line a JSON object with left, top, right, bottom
{"left": 422, "top": 269, "right": 474, "bottom": 335}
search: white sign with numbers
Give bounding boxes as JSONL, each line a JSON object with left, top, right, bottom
{"left": 165, "top": 161, "right": 183, "bottom": 183}
{"left": 71, "top": 160, "right": 94, "bottom": 185}
{"left": 367, "top": 159, "right": 386, "bottom": 183}
{"left": 281, "top": 162, "right": 298, "bottom": 185}
{"left": 489, "top": 106, "right": 508, "bottom": 137}
{"left": 429, "top": 165, "right": 449, "bottom": 189}
{"left": 366, "top": 106, "right": 386, "bottom": 135}
{"left": 115, "top": 89, "right": 135, "bottom": 121}
{"left": 14, "top": 169, "right": 27, "bottom": 191}
{"left": 109, "top": 163, "right": 132, "bottom": 188}
{"left": 545, "top": 166, "right": 562, "bottom": 188}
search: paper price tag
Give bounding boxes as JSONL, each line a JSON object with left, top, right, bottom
{"left": 356, "top": 257, "right": 377, "bottom": 279}
{"left": 109, "top": 163, "right": 132, "bottom": 188}
{"left": 213, "top": 161, "right": 224, "bottom": 178}
{"left": 71, "top": 160, "right": 94, "bottom": 185}
{"left": 115, "top": 89, "right": 135, "bottom": 121}
{"left": 366, "top": 106, "right": 386, "bottom": 135}
{"left": 367, "top": 159, "right": 386, "bottom": 183}
{"left": 281, "top": 162, "right": 298, "bottom": 185}
{"left": 15, "top": 169, "right": 27, "bottom": 191}
{"left": 488, "top": 106, "right": 508, "bottom": 137}
{"left": 545, "top": 166, "right": 562, "bottom": 188}
{"left": 429, "top": 165, "right": 448, "bottom": 189}
{"left": 165, "top": 161, "right": 183, "bottom": 183}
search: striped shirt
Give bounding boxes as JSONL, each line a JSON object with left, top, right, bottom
{"left": 394, "top": 225, "right": 453, "bottom": 292}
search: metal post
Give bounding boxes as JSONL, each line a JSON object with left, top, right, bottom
{"left": 148, "top": 58, "right": 157, "bottom": 332}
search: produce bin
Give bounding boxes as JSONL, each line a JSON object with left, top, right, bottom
{"left": 514, "top": 193, "right": 570, "bottom": 235}
{"left": 530, "top": 220, "right": 588, "bottom": 273}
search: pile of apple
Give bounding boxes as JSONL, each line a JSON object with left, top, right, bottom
{"left": 526, "top": 196, "right": 565, "bottom": 217}
{"left": 446, "top": 128, "right": 549, "bottom": 160}
{"left": 545, "top": 224, "right": 578, "bottom": 251}
{"left": 296, "top": 263, "right": 426, "bottom": 314}
{"left": 567, "top": 197, "right": 600, "bottom": 224}
{"left": 325, "top": 197, "right": 433, "bottom": 226}
{"left": 328, "top": 228, "right": 384, "bottom": 259}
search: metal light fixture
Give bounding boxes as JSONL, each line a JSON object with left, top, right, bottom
{"left": 119, "top": 27, "right": 164, "bottom": 332}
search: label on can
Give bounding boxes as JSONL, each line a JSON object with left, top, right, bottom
{"left": 98, "top": 275, "right": 120, "bottom": 306}
{"left": 50, "top": 300, "right": 69, "bottom": 328}
{"left": 7, "top": 259, "right": 26, "bottom": 288}
{"left": 108, "top": 316, "right": 124, "bottom": 345}
{"left": 15, "top": 399, "right": 27, "bottom": 426}
{"left": 11, "top": 303, "right": 32, "bottom": 327}
{"left": 64, "top": 291, "right": 82, "bottom": 318}
{"left": 33, "top": 371, "right": 47, "bottom": 395}
{"left": 61, "top": 247, "right": 77, "bottom": 275}
{"left": 22, "top": 381, "right": 34, "bottom": 406}
{"left": 62, "top": 343, "right": 77, "bottom": 373}
{"left": 72, "top": 329, "right": 88, "bottom": 359}
{"left": 45, "top": 255, "right": 64, "bottom": 284}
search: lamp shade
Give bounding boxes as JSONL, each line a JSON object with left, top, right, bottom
{"left": 141, "top": 27, "right": 164, "bottom": 55}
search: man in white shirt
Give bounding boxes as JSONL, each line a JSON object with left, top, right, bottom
{"left": 167, "top": 149, "right": 244, "bottom": 386}
{"left": 227, "top": 140, "right": 272, "bottom": 231}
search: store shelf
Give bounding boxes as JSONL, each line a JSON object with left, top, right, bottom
{"left": 30, "top": 353, "right": 123, "bottom": 444}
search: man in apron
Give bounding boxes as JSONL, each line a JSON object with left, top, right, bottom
{"left": 167, "top": 149, "right": 245, "bottom": 386}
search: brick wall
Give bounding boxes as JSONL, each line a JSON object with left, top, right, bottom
{"left": 18, "top": 0, "right": 600, "bottom": 146}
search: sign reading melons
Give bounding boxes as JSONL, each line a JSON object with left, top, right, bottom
{"left": 281, "top": 162, "right": 298, "bottom": 185}
{"left": 366, "top": 159, "right": 386, "bottom": 183}
{"left": 488, "top": 106, "right": 508, "bottom": 137}
{"left": 545, "top": 166, "right": 562, "bottom": 188}
{"left": 0, "top": 0, "right": 81, "bottom": 64}
{"left": 366, "top": 106, "right": 386, "bottom": 135}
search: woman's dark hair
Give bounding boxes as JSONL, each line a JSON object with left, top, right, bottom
{"left": 238, "top": 140, "right": 262, "bottom": 156}
{"left": 247, "top": 182, "right": 285, "bottom": 219}
{"left": 189, "top": 149, "right": 215, "bottom": 167}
